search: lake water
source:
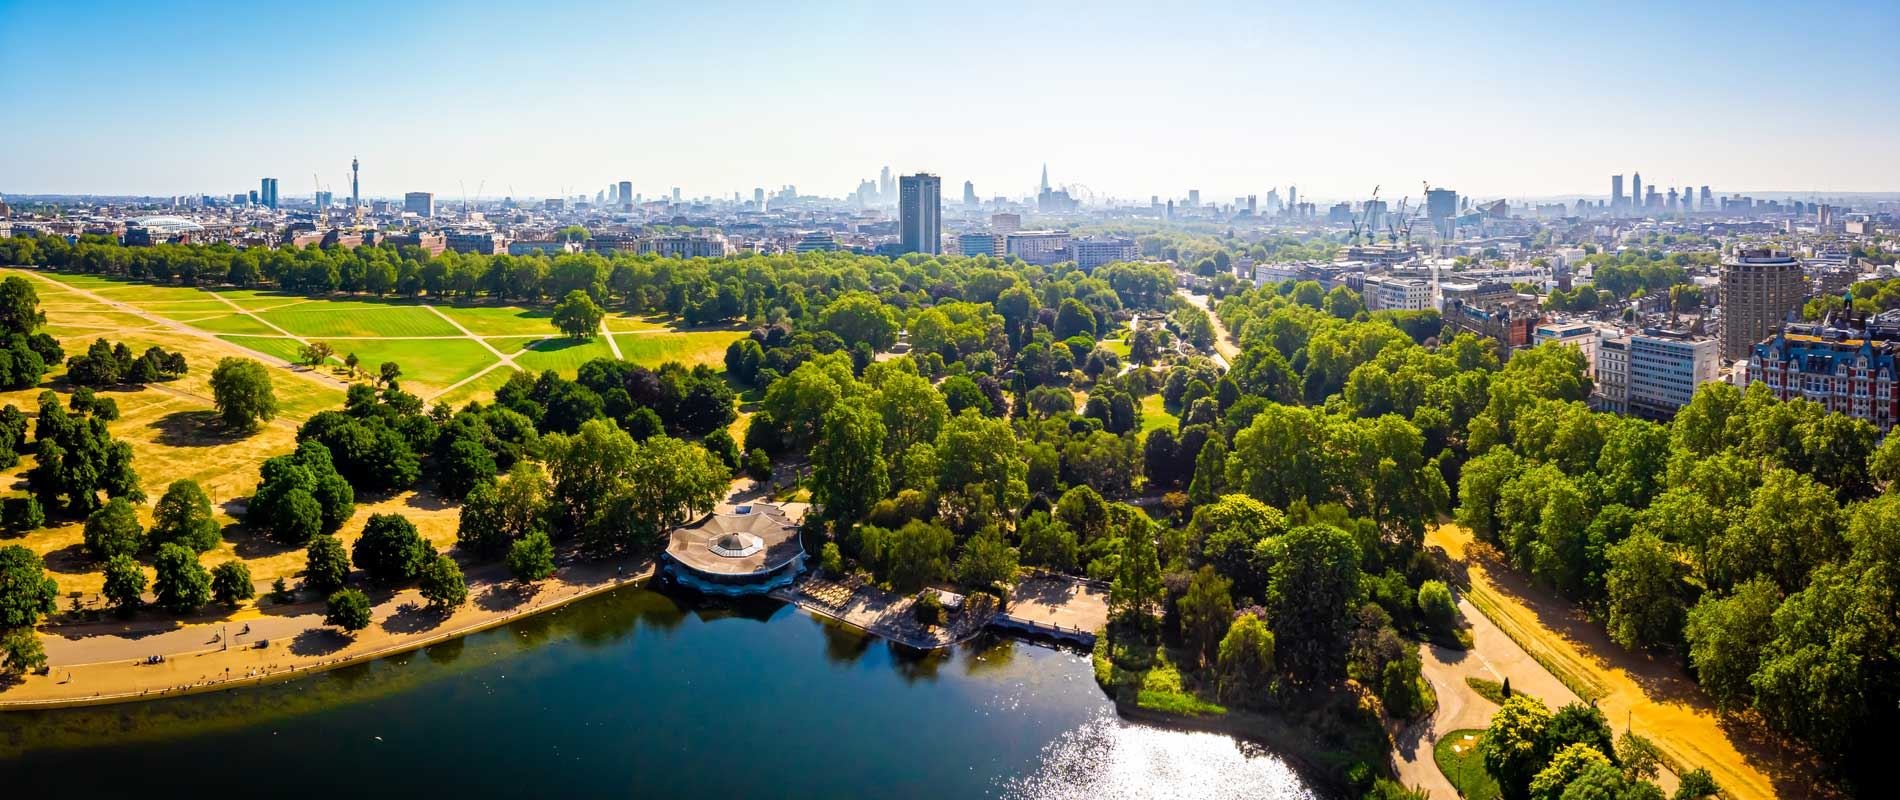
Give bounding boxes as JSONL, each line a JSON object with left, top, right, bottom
{"left": 0, "top": 584, "right": 1319, "bottom": 798}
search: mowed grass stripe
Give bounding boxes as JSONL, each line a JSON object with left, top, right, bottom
{"left": 258, "top": 305, "right": 461, "bottom": 338}
{"left": 436, "top": 365, "right": 521, "bottom": 408}
{"left": 329, "top": 339, "right": 499, "bottom": 395}
{"left": 436, "top": 305, "right": 558, "bottom": 337}
{"left": 514, "top": 337, "right": 614, "bottom": 374}
{"left": 191, "top": 313, "right": 284, "bottom": 336}
{"left": 613, "top": 330, "right": 744, "bottom": 368}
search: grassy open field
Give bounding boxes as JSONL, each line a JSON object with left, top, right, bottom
{"left": 0, "top": 267, "right": 741, "bottom": 601}
{"left": 1434, "top": 729, "right": 1500, "bottom": 800}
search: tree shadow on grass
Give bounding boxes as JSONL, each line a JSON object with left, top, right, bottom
{"left": 151, "top": 410, "right": 250, "bottom": 448}
{"left": 227, "top": 523, "right": 300, "bottom": 561}
{"left": 382, "top": 602, "right": 448, "bottom": 634}
{"left": 40, "top": 542, "right": 96, "bottom": 575}
{"left": 404, "top": 489, "right": 455, "bottom": 512}
{"left": 288, "top": 627, "right": 350, "bottom": 657}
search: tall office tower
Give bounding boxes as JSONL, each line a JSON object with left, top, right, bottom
{"left": 404, "top": 192, "right": 434, "bottom": 217}
{"left": 350, "top": 158, "right": 360, "bottom": 208}
{"left": 260, "top": 177, "right": 278, "bottom": 210}
{"left": 1719, "top": 248, "right": 1806, "bottom": 361}
{"left": 248, "top": 190, "right": 259, "bottom": 205}
{"left": 879, "top": 166, "right": 893, "bottom": 202}
{"left": 1611, "top": 174, "right": 1625, "bottom": 209}
{"left": 962, "top": 180, "right": 978, "bottom": 207}
{"left": 1187, "top": 189, "right": 1200, "bottom": 208}
{"left": 1667, "top": 188, "right": 1678, "bottom": 211}
{"left": 619, "top": 181, "right": 633, "bottom": 211}
{"left": 1247, "top": 195, "right": 1257, "bottom": 215}
{"left": 898, "top": 173, "right": 942, "bottom": 255}
{"left": 1287, "top": 186, "right": 1298, "bottom": 212}
{"left": 1040, "top": 164, "right": 1050, "bottom": 194}
{"left": 754, "top": 187, "right": 766, "bottom": 211}
{"left": 671, "top": 187, "right": 681, "bottom": 204}
{"left": 1700, "top": 186, "right": 1712, "bottom": 209}
{"left": 1631, "top": 173, "right": 1642, "bottom": 211}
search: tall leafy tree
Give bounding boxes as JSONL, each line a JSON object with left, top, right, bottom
{"left": 210, "top": 357, "right": 277, "bottom": 432}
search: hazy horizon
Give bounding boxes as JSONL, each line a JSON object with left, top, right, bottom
{"left": 3, "top": 0, "right": 1896, "bottom": 202}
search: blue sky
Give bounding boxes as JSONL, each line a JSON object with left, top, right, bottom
{"left": 2, "top": 0, "right": 1896, "bottom": 201}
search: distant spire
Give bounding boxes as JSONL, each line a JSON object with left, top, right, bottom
{"left": 1040, "top": 164, "right": 1049, "bottom": 193}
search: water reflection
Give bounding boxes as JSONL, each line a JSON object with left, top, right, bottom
{"left": 1, "top": 583, "right": 1318, "bottom": 800}
{"left": 1002, "top": 714, "right": 1320, "bottom": 800}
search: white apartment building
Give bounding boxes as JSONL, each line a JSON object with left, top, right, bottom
{"left": 1005, "top": 230, "right": 1071, "bottom": 265}
{"left": 1073, "top": 237, "right": 1137, "bottom": 270}
{"left": 1534, "top": 320, "right": 1600, "bottom": 373}
{"left": 1594, "top": 334, "right": 1630, "bottom": 414}
{"left": 1361, "top": 274, "right": 1434, "bottom": 311}
{"left": 1626, "top": 328, "right": 1720, "bottom": 420}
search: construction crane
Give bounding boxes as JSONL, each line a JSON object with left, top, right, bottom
{"left": 1350, "top": 185, "right": 1380, "bottom": 245}
{"left": 1386, "top": 197, "right": 1410, "bottom": 244}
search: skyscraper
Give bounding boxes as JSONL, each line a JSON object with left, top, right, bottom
{"left": 1611, "top": 174, "right": 1625, "bottom": 209}
{"left": 671, "top": 187, "right": 681, "bottom": 204}
{"left": 1719, "top": 248, "right": 1806, "bottom": 361}
{"left": 260, "top": 177, "right": 278, "bottom": 210}
{"left": 898, "top": 173, "right": 941, "bottom": 255}
{"left": 879, "top": 166, "right": 893, "bottom": 203}
{"left": 404, "top": 192, "right": 434, "bottom": 217}
{"left": 1631, "top": 173, "right": 1642, "bottom": 213}
{"left": 1040, "top": 164, "right": 1050, "bottom": 194}
{"left": 1187, "top": 189, "right": 1200, "bottom": 208}
{"left": 754, "top": 187, "right": 766, "bottom": 212}
{"left": 619, "top": 181, "right": 633, "bottom": 212}
{"left": 963, "top": 180, "right": 978, "bottom": 207}
{"left": 1700, "top": 186, "right": 1713, "bottom": 209}
{"left": 350, "top": 158, "right": 360, "bottom": 208}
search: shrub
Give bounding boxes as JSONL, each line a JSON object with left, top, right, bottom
{"left": 912, "top": 591, "right": 945, "bottom": 626}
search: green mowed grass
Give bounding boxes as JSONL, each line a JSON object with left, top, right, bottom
{"left": 1139, "top": 393, "right": 1178, "bottom": 437}
{"left": 1434, "top": 729, "right": 1500, "bottom": 800}
{"left": 514, "top": 337, "right": 613, "bottom": 374}
{"left": 604, "top": 313, "right": 673, "bottom": 332}
{"left": 191, "top": 313, "right": 284, "bottom": 336}
{"left": 435, "top": 366, "right": 518, "bottom": 408}
{"left": 90, "top": 283, "right": 202, "bottom": 303}
{"left": 329, "top": 339, "right": 498, "bottom": 393}
{"left": 204, "top": 288, "right": 307, "bottom": 310}
{"left": 613, "top": 330, "right": 744, "bottom": 368}
{"left": 218, "top": 335, "right": 308, "bottom": 365}
{"left": 258, "top": 305, "right": 461, "bottom": 338}
{"left": 437, "top": 305, "right": 557, "bottom": 336}
{"left": 127, "top": 300, "right": 237, "bottom": 320}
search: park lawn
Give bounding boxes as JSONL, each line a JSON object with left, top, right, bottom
{"left": 202, "top": 287, "right": 307, "bottom": 311}
{"left": 1139, "top": 393, "right": 1177, "bottom": 437}
{"left": 257, "top": 304, "right": 461, "bottom": 338}
{"left": 436, "top": 304, "right": 557, "bottom": 337}
{"left": 1101, "top": 337, "right": 1132, "bottom": 358}
{"left": 514, "top": 336, "right": 614, "bottom": 375}
{"left": 1435, "top": 729, "right": 1501, "bottom": 800}
{"left": 613, "top": 330, "right": 745, "bottom": 369}
{"left": 434, "top": 365, "right": 519, "bottom": 409}
{"left": 217, "top": 334, "right": 307, "bottom": 366}
{"left": 126, "top": 300, "right": 239, "bottom": 321}
{"left": 603, "top": 312, "right": 673, "bottom": 332}
{"left": 327, "top": 338, "right": 499, "bottom": 397}
{"left": 88, "top": 282, "right": 204, "bottom": 303}
{"left": 38, "top": 309, "right": 157, "bottom": 332}
{"left": 190, "top": 312, "right": 284, "bottom": 336}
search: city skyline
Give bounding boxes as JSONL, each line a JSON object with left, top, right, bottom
{"left": 2, "top": 0, "right": 1898, "bottom": 199}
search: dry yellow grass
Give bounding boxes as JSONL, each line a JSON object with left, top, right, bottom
{"left": 1429, "top": 524, "right": 1827, "bottom": 800}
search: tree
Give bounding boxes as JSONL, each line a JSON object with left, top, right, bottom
{"left": 1417, "top": 580, "right": 1457, "bottom": 633}
{"left": 379, "top": 361, "right": 402, "bottom": 386}
{"left": 811, "top": 401, "right": 889, "bottom": 523}
{"left": 82, "top": 497, "right": 144, "bottom": 562}
{"left": 298, "top": 341, "right": 335, "bottom": 368}
{"left": 1017, "top": 512, "right": 1078, "bottom": 573}
{"left": 1671, "top": 769, "right": 1721, "bottom": 800}
{"left": 1603, "top": 533, "right": 1684, "bottom": 651}
{"left": 1683, "top": 578, "right": 1780, "bottom": 710}
{"left": 101, "top": 554, "right": 146, "bottom": 616}
{"left": 934, "top": 411, "right": 1028, "bottom": 520}
{"left": 325, "top": 588, "right": 373, "bottom": 633}
{"left": 1179, "top": 565, "right": 1235, "bottom": 667}
{"left": 210, "top": 357, "right": 276, "bottom": 432}
{"left": 506, "top": 531, "right": 556, "bottom": 583}
{"left": 211, "top": 561, "right": 254, "bottom": 607}
{"left": 1529, "top": 744, "right": 1613, "bottom": 800}
{"left": 1, "top": 496, "right": 43, "bottom": 533}
{"left": 353, "top": 513, "right": 429, "bottom": 585}
{"left": 0, "top": 626, "right": 46, "bottom": 676}
{"left": 438, "top": 437, "right": 499, "bottom": 501}
{"left": 953, "top": 525, "right": 1018, "bottom": 592}
{"left": 0, "top": 546, "right": 58, "bottom": 630}
{"left": 1546, "top": 702, "right": 1616, "bottom": 760}
{"left": 552, "top": 289, "right": 605, "bottom": 338}
{"left": 1267, "top": 524, "right": 1362, "bottom": 685}
{"left": 304, "top": 534, "right": 351, "bottom": 593}
{"left": 149, "top": 479, "right": 220, "bottom": 553}
{"left": 344, "top": 352, "right": 360, "bottom": 377}
{"left": 1217, "top": 613, "right": 1276, "bottom": 704}
{"left": 1110, "top": 515, "right": 1163, "bottom": 625}
{"left": 418, "top": 554, "right": 468, "bottom": 609}
{"left": 152, "top": 543, "right": 212, "bottom": 614}
{"left": 818, "top": 292, "right": 901, "bottom": 351}
{"left": 1484, "top": 695, "right": 1554, "bottom": 800}
{"left": 884, "top": 520, "right": 954, "bottom": 592}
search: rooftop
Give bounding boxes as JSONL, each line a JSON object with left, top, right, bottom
{"left": 666, "top": 504, "right": 803, "bottom": 578}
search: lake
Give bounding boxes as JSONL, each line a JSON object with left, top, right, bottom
{"left": 0, "top": 583, "right": 1319, "bottom": 798}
